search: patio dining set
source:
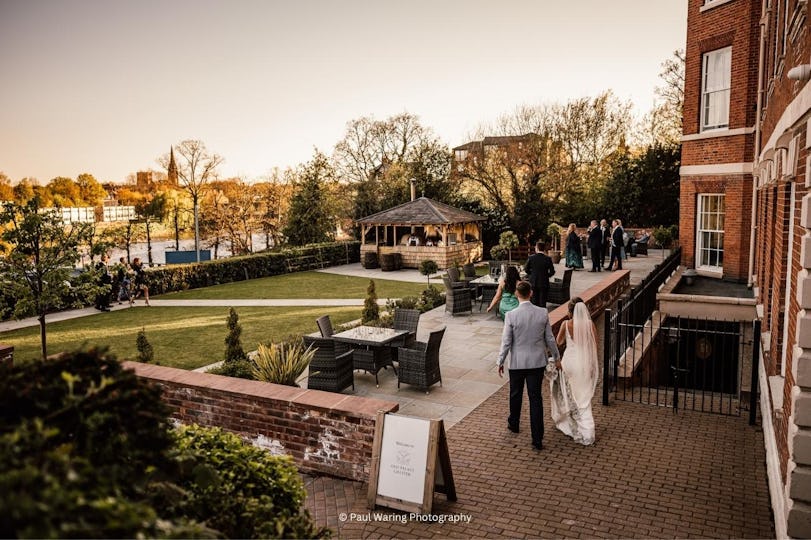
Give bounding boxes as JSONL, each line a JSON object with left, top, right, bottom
{"left": 303, "top": 310, "right": 446, "bottom": 395}
{"left": 441, "top": 261, "right": 573, "bottom": 315}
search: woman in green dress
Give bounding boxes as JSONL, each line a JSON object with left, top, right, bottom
{"left": 486, "top": 265, "right": 520, "bottom": 320}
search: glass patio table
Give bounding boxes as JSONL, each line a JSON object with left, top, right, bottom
{"left": 331, "top": 326, "right": 410, "bottom": 386}
{"left": 470, "top": 274, "right": 500, "bottom": 311}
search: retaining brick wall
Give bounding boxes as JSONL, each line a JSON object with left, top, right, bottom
{"left": 123, "top": 362, "right": 398, "bottom": 482}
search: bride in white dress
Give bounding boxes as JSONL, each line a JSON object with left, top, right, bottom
{"left": 549, "top": 298, "right": 599, "bottom": 445}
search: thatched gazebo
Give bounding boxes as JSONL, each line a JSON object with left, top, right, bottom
{"left": 355, "top": 197, "right": 486, "bottom": 270}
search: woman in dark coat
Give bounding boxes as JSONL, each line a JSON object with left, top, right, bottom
{"left": 564, "top": 223, "right": 584, "bottom": 270}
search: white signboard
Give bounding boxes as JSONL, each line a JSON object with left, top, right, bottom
{"left": 376, "top": 414, "right": 431, "bottom": 504}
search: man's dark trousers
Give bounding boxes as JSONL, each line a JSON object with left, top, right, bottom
{"left": 508, "top": 367, "right": 545, "bottom": 447}
{"left": 531, "top": 288, "right": 549, "bottom": 309}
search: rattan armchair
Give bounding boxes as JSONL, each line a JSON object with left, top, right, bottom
{"left": 315, "top": 315, "right": 350, "bottom": 355}
{"left": 547, "top": 268, "right": 573, "bottom": 306}
{"left": 302, "top": 335, "right": 354, "bottom": 393}
{"left": 397, "top": 327, "right": 446, "bottom": 394}
{"left": 442, "top": 275, "right": 472, "bottom": 315}
{"left": 392, "top": 308, "right": 420, "bottom": 349}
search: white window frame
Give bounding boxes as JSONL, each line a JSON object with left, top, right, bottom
{"left": 701, "top": 47, "right": 732, "bottom": 132}
{"left": 696, "top": 194, "right": 725, "bottom": 273}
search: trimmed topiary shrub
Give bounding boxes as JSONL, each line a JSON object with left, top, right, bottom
{"left": 361, "top": 279, "right": 379, "bottom": 324}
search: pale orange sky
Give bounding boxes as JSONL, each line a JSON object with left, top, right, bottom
{"left": 0, "top": 0, "right": 687, "bottom": 184}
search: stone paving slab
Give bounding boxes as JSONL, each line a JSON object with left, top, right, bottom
{"left": 305, "top": 383, "right": 775, "bottom": 539}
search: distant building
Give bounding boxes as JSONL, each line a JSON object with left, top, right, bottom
{"left": 136, "top": 171, "right": 153, "bottom": 190}
{"left": 41, "top": 206, "right": 95, "bottom": 224}
{"left": 167, "top": 146, "right": 178, "bottom": 186}
{"left": 102, "top": 205, "right": 136, "bottom": 222}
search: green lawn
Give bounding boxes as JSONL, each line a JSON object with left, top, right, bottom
{"left": 158, "top": 271, "right": 437, "bottom": 300}
{"left": 4, "top": 306, "right": 362, "bottom": 369}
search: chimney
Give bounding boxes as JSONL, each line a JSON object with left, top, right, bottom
{"left": 410, "top": 178, "right": 416, "bottom": 201}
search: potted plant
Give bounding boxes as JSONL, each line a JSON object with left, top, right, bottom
{"left": 652, "top": 226, "right": 674, "bottom": 260}
{"left": 498, "top": 230, "right": 519, "bottom": 263}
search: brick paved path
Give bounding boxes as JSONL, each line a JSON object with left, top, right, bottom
{"left": 305, "top": 382, "right": 774, "bottom": 539}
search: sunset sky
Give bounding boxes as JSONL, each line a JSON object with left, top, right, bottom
{"left": 0, "top": 0, "right": 687, "bottom": 184}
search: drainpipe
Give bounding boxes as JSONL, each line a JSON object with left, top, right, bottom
{"left": 749, "top": 0, "right": 768, "bottom": 288}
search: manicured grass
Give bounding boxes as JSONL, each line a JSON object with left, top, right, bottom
{"left": 4, "top": 306, "right": 362, "bottom": 369}
{"left": 157, "top": 271, "right": 438, "bottom": 300}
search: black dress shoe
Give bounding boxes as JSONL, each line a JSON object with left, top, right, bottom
{"left": 508, "top": 423, "right": 519, "bottom": 434}
{"left": 532, "top": 443, "right": 543, "bottom": 451}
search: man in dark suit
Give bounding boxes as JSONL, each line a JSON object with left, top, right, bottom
{"left": 608, "top": 219, "right": 625, "bottom": 271}
{"left": 600, "top": 219, "right": 611, "bottom": 268}
{"left": 587, "top": 220, "right": 602, "bottom": 272}
{"left": 524, "top": 241, "right": 555, "bottom": 308}
{"left": 497, "top": 280, "right": 561, "bottom": 450}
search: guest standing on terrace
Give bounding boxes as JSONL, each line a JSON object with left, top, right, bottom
{"left": 564, "top": 223, "right": 584, "bottom": 271}
{"left": 487, "top": 265, "right": 520, "bottom": 320}
{"left": 525, "top": 241, "right": 555, "bottom": 308}
{"left": 587, "top": 220, "right": 603, "bottom": 272}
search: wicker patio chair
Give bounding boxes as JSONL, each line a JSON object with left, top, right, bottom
{"left": 392, "top": 308, "right": 420, "bottom": 350}
{"left": 397, "top": 327, "right": 446, "bottom": 394}
{"left": 548, "top": 268, "right": 573, "bottom": 306}
{"left": 634, "top": 240, "right": 649, "bottom": 256}
{"left": 442, "top": 275, "right": 472, "bottom": 315}
{"left": 462, "top": 263, "right": 477, "bottom": 281}
{"left": 315, "top": 315, "right": 351, "bottom": 355}
{"left": 302, "top": 335, "right": 354, "bottom": 393}
{"left": 352, "top": 347, "right": 393, "bottom": 387}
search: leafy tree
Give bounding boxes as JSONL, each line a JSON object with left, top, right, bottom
{"left": 76, "top": 173, "right": 108, "bottom": 206}
{"left": 333, "top": 113, "right": 457, "bottom": 233}
{"left": 457, "top": 92, "right": 631, "bottom": 242}
{"left": 0, "top": 172, "right": 12, "bottom": 201}
{"left": 0, "top": 198, "right": 97, "bottom": 359}
{"left": 362, "top": 279, "right": 379, "bottom": 324}
{"left": 601, "top": 144, "right": 680, "bottom": 227}
{"left": 224, "top": 307, "right": 246, "bottom": 362}
{"left": 46, "top": 176, "right": 81, "bottom": 207}
{"left": 163, "top": 140, "right": 223, "bottom": 262}
{"left": 641, "top": 49, "right": 685, "bottom": 147}
{"left": 283, "top": 151, "right": 336, "bottom": 245}
{"left": 135, "top": 192, "right": 168, "bottom": 265}
{"left": 12, "top": 178, "right": 35, "bottom": 204}
{"left": 419, "top": 260, "right": 438, "bottom": 285}
{"left": 254, "top": 173, "right": 293, "bottom": 250}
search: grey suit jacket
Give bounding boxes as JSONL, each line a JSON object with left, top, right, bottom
{"left": 497, "top": 301, "right": 560, "bottom": 370}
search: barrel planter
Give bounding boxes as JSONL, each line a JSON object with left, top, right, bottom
{"left": 363, "top": 251, "right": 379, "bottom": 269}
{"left": 380, "top": 253, "right": 402, "bottom": 271}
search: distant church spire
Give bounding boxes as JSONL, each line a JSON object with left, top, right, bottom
{"left": 167, "top": 146, "right": 178, "bottom": 186}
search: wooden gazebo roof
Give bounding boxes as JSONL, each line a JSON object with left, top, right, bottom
{"left": 355, "top": 197, "right": 486, "bottom": 226}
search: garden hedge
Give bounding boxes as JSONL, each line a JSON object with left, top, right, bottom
{"left": 142, "top": 241, "right": 360, "bottom": 295}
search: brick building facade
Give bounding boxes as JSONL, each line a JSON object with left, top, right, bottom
{"left": 683, "top": 0, "right": 811, "bottom": 536}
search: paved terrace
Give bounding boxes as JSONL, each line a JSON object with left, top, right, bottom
{"left": 0, "top": 251, "right": 775, "bottom": 537}
{"left": 303, "top": 251, "right": 775, "bottom": 539}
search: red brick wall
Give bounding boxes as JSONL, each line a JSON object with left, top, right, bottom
{"left": 681, "top": 135, "right": 754, "bottom": 165}
{"left": 683, "top": 0, "right": 761, "bottom": 140}
{"left": 679, "top": 174, "right": 752, "bottom": 282}
{"left": 123, "top": 362, "right": 398, "bottom": 482}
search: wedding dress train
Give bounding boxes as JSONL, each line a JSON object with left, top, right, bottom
{"left": 549, "top": 304, "right": 599, "bottom": 445}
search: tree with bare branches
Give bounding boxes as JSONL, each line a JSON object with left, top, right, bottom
{"left": 161, "top": 140, "right": 223, "bottom": 262}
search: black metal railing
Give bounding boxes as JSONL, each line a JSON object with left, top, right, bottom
{"left": 603, "top": 309, "right": 759, "bottom": 419}
{"left": 601, "top": 248, "right": 682, "bottom": 408}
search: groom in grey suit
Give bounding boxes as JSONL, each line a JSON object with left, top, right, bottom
{"left": 497, "top": 281, "right": 561, "bottom": 450}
